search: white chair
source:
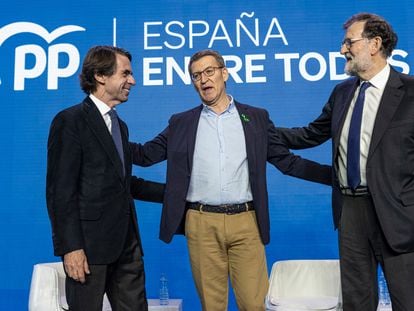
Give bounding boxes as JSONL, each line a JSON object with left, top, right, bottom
{"left": 28, "top": 262, "right": 112, "bottom": 311}
{"left": 265, "top": 259, "right": 342, "bottom": 311}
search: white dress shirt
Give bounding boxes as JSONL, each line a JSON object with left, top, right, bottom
{"left": 89, "top": 94, "right": 115, "bottom": 133}
{"left": 338, "top": 65, "right": 390, "bottom": 187}
{"left": 186, "top": 95, "right": 253, "bottom": 205}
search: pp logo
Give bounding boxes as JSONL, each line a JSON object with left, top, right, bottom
{"left": 0, "top": 21, "right": 85, "bottom": 90}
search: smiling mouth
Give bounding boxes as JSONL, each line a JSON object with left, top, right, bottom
{"left": 345, "top": 54, "right": 353, "bottom": 61}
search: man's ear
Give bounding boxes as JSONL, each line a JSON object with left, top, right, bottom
{"left": 371, "top": 36, "right": 383, "bottom": 56}
{"left": 94, "top": 73, "right": 106, "bottom": 85}
{"left": 222, "top": 67, "right": 229, "bottom": 82}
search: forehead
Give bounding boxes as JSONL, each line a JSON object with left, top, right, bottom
{"left": 191, "top": 55, "right": 220, "bottom": 71}
{"left": 115, "top": 54, "right": 131, "bottom": 70}
{"left": 345, "top": 21, "right": 365, "bottom": 37}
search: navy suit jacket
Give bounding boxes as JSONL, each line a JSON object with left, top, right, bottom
{"left": 46, "top": 97, "right": 164, "bottom": 263}
{"left": 277, "top": 68, "right": 414, "bottom": 253}
{"left": 131, "top": 101, "right": 331, "bottom": 244}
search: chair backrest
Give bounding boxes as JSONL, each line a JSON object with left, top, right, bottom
{"left": 266, "top": 260, "right": 342, "bottom": 311}
{"left": 28, "top": 262, "right": 68, "bottom": 311}
{"left": 28, "top": 262, "right": 112, "bottom": 311}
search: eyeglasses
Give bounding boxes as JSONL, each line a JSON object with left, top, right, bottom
{"left": 341, "top": 37, "right": 366, "bottom": 49}
{"left": 190, "top": 66, "right": 223, "bottom": 81}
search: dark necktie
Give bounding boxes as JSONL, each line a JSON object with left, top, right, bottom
{"left": 347, "top": 82, "right": 371, "bottom": 190}
{"left": 108, "top": 109, "right": 125, "bottom": 176}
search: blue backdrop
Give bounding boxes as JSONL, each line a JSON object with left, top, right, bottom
{"left": 1, "top": 0, "right": 413, "bottom": 310}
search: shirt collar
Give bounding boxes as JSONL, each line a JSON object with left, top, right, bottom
{"left": 202, "top": 94, "right": 235, "bottom": 115}
{"left": 363, "top": 64, "right": 390, "bottom": 90}
{"left": 89, "top": 94, "right": 112, "bottom": 116}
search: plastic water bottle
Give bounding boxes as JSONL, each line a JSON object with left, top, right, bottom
{"left": 159, "top": 273, "right": 169, "bottom": 305}
{"left": 378, "top": 268, "right": 392, "bottom": 310}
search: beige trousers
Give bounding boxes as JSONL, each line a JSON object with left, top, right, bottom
{"left": 185, "top": 209, "right": 269, "bottom": 311}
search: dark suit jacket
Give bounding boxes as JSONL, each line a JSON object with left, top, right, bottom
{"left": 131, "top": 101, "right": 331, "bottom": 245}
{"left": 277, "top": 68, "right": 414, "bottom": 253}
{"left": 46, "top": 96, "right": 164, "bottom": 264}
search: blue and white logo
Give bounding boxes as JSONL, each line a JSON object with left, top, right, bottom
{"left": 0, "top": 21, "right": 85, "bottom": 90}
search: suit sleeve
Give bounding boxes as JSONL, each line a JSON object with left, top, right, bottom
{"left": 130, "top": 176, "right": 165, "bottom": 203}
{"left": 276, "top": 92, "right": 334, "bottom": 149}
{"left": 266, "top": 112, "right": 332, "bottom": 185}
{"left": 130, "top": 125, "right": 169, "bottom": 166}
{"left": 46, "top": 111, "right": 84, "bottom": 257}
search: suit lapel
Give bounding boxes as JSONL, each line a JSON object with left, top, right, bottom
{"left": 368, "top": 69, "right": 405, "bottom": 159}
{"left": 82, "top": 97, "right": 125, "bottom": 181}
{"left": 235, "top": 102, "right": 256, "bottom": 167}
{"left": 119, "top": 119, "right": 131, "bottom": 177}
{"left": 187, "top": 105, "right": 203, "bottom": 171}
{"left": 333, "top": 79, "right": 359, "bottom": 149}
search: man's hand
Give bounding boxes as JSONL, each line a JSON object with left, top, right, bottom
{"left": 63, "top": 249, "right": 90, "bottom": 283}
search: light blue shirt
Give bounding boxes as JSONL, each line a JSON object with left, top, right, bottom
{"left": 186, "top": 95, "right": 253, "bottom": 205}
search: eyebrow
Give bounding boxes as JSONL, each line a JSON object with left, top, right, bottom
{"left": 193, "top": 65, "right": 219, "bottom": 72}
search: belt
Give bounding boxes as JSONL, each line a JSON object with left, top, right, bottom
{"left": 186, "top": 201, "right": 254, "bottom": 215}
{"left": 340, "top": 186, "right": 370, "bottom": 196}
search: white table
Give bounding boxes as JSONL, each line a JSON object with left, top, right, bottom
{"left": 148, "top": 299, "right": 183, "bottom": 311}
{"left": 102, "top": 298, "right": 182, "bottom": 310}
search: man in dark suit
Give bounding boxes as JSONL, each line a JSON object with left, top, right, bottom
{"left": 276, "top": 13, "right": 414, "bottom": 311}
{"left": 46, "top": 46, "right": 164, "bottom": 311}
{"left": 130, "top": 49, "right": 331, "bottom": 310}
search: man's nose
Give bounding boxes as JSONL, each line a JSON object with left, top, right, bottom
{"left": 128, "top": 75, "right": 136, "bottom": 85}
